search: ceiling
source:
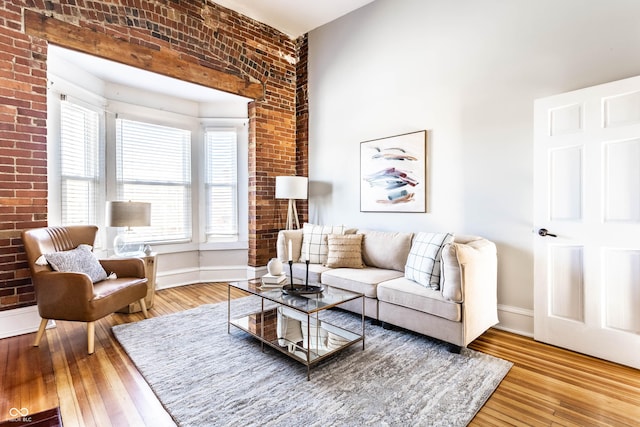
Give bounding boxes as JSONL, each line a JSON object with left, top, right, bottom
{"left": 49, "top": 1, "right": 374, "bottom": 103}
{"left": 214, "top": 0, "right": 375, "bottom": 38}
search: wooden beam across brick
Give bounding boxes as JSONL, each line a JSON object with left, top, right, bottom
{"left": 23, "top": 9, "right": 264, "bottom": 100}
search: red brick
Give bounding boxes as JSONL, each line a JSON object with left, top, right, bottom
{"left": 1, "top": 0, "right": 304, "bottom": 308}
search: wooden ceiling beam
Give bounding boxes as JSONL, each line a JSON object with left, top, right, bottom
{"left": 23, "top": 10, "right": 264, "bottom": 100}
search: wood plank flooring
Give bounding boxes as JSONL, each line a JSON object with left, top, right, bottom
{"left": 1, "top": 282, "right": 638, "bottom": 426}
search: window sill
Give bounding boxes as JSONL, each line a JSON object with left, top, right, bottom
{"left": 199, "top": 241, "right": 248, "bottom": 251}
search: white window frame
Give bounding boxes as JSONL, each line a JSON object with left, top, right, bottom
{"left": 59, "top": 99, "right": 104, "bottom": 226}
{"left": 204, "top": 126, "right": 238, "bottom": 242}
{"left": 47, "top": 76, "right": 248, "bottom": 255}
{"left": 199, "top": 119, "right": 249, "bottom": 249}
{"left": 114, "top": 116, "right": 193, "bottom": 244}
{"left": 47, "top": 82, "right": 107, "bottom": 248}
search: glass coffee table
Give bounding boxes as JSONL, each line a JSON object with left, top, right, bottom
{"left": 227, "top": 279, "right": 365, "bottom": 380}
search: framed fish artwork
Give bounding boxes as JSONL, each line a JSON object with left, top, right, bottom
{"left": 360, "top": 130, "right": 427, "bottom": 213}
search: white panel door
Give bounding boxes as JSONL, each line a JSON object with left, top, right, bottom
{"left": 534, "top": 76, "right": 640, "bottom": 369}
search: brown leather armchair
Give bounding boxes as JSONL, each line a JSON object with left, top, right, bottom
{"left": 21, "top": 225, "right": 149, "bottom": 354}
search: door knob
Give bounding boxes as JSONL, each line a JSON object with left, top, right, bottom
{"left": 538, "top": 228, "right": 557, "bottom": 237}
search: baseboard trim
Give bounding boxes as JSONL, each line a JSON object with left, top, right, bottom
{"left": 155, "top": 265, "right": 253, "bottom": 290}
{"left": 0, "top": 305, "right": 55, "bottom": 340}
{"left": 495, "top": 304, "right": 534, "bottom": 338}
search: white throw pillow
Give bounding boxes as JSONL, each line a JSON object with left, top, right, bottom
{"left": 44, "top": 244, "right": 108, "bottom": 283}
{"left": 300, "top": 223, "right": 346, "bottom": 264}
{"left": 404, "top": 232, "right": 454, "bottom": 290}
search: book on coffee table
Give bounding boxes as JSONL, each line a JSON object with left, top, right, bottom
{"left": 261, "top": 273, "right": 287, "bottom": 287}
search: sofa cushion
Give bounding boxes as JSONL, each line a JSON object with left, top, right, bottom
{"left": 359, "top": 229, "right": 413, "bottom": 271}
{"left": 321, "top": 268, "right": 403, "bottom": 298}
{"left": 325, "top": 234, "right": 364, "bottom": 268}
{"left": 377, "top": 277, "right": 461, "bottom": 322}
{"left": 44, "top": 244, "right": 108, "bottom": 283}
{"left": 404, "top": 232, "right": 454, "bottom": 290}
{"left": 301, "top": 223, "right": 346, "bottom": 264}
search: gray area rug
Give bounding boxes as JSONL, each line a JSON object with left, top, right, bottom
{"left": 113, "top": 298, "right": 512, "bottom": 426}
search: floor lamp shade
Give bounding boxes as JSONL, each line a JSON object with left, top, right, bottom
{"left": 106, "top": 201, "right": 151, "bottom": 256}
{"left": 275, "top": 176, "right": 308, "bottom": 229}
{"left": 275, "top": 176, "right": 308, "bottom": 200}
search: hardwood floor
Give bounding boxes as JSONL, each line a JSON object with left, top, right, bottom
{"left": 1, "top": 282, "right": 638, "bottom": 426}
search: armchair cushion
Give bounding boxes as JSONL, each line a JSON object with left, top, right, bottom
{"left": 44, "top": 244, "right": 108, "bottom": 283}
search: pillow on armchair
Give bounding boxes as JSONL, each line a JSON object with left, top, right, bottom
{"left": 44, "top": 244, "right": 108, "bottom": 283}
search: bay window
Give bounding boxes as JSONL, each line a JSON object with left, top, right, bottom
{"left": 55, "top": 98, "right": 244, "bottom": 249}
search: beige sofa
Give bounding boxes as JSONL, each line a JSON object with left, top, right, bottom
{"left": 276, "top": 228, "right": 498, "bottom": 350}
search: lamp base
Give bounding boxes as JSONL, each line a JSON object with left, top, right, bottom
{"left": 113, "top": 233, "right": 145, "bottom": 257}
{"left": 285, "top": 198, "right": 301, "bottom": 230}
{"left": 282, "top": 284, "right": 324, "bottom": 295}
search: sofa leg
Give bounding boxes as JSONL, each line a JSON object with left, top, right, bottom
{"left": 447, "top": 343, "right": 462, "bottom": 354}
{"left": 34, "top": 318, "right": 48, "bottom": 347}
{"left": 381, "top": 322, "right": 394, "bottom": 330}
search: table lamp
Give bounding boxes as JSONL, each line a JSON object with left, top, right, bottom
{"left": 106, "top": 201, "right": 151, "bottom": 257}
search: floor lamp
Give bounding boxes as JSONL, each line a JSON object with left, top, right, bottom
{"left": 275, "top": 176, "right": 308, "bottom": 230}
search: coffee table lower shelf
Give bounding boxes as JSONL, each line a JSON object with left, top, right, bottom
{"left": 229, "top": 310, "right": 364, "bottom": 380}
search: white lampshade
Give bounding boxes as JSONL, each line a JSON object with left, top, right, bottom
{"left": 107, "top": 201, "right": 151, "bottom": 257}
{"left": 275, "top": 176, "right": 308, "bottom": 200}
{"left": 106, "top": 201, "right": 151, "bottom": 227}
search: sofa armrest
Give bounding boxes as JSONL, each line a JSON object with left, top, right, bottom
{"left": 276, "top": 229, "right": 304, "bottom": 263}
{"left": 446, "top": 238, "right": 499, "bottom": 346}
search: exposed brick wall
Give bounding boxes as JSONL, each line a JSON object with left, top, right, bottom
{"left": 0, "top": 0, "right": 304, "bottom": 311}
{"left": 248, "top": 99, "right": 298, "bottom": 265}
{"left": 296, "top": 34, "right": 309, "bottom": 223}
{"left": 0, "top": 2, "right": 49, "bottom": 310}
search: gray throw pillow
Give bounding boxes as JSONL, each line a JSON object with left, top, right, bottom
{"left": 45, "top": 244, "right": 108, "bottom": 283}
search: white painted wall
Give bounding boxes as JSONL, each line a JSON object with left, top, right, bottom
{"left": 307, "top": 0, "right": 640, "bottom": 335}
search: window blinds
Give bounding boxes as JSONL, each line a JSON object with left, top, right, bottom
{"left": 204, "top": 128, "right": 238, "bottom": 240}
{"left": 115, "top": 118, "right": 192, "bottom": 242}
{"left": 60, "top": 101, "right": 100, "bottom": 225}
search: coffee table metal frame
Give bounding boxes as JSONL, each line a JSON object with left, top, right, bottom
{"left": 227, "top": 280, "right": 365, "bottom": 380}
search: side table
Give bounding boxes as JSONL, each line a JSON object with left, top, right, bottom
{"left": 117, "top": 253, "right": 157, "bottom": 314}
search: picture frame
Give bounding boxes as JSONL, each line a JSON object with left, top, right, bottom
{"left": 360, "top": 130, "right": 427, "bottom": 213}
